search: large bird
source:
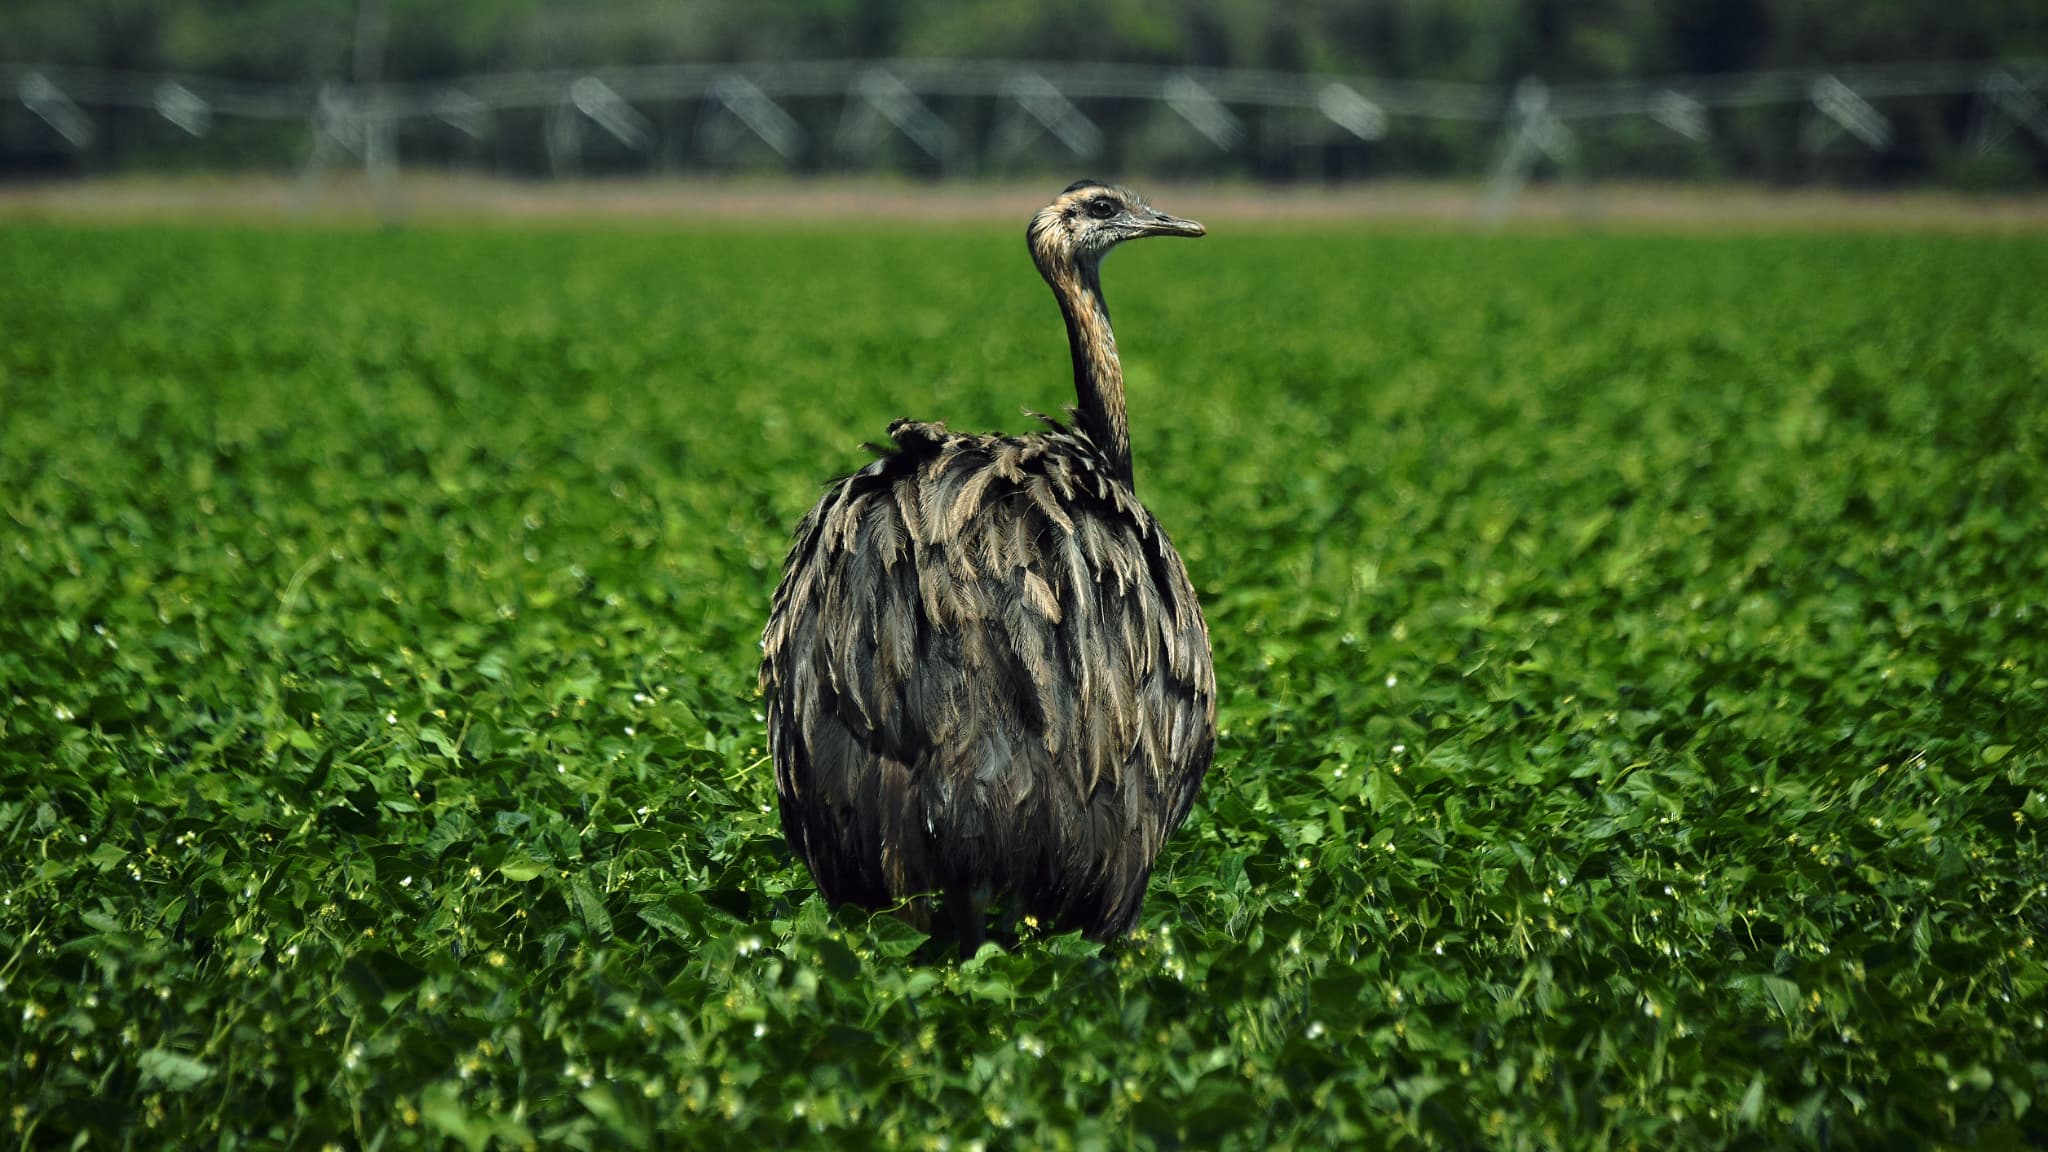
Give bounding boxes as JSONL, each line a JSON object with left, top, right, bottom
{"left": 760, "top": 181, "right": 1216, "bottom": 952}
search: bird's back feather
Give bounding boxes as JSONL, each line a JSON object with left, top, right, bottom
{"left": 760, "top": 414, "right": 1216, "bottom": 940}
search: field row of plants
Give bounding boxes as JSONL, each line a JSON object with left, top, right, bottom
{"left": 2, "top": 221, "right": 2044, "bottom": 1147}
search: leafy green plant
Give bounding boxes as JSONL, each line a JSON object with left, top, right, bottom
{"left": 2, "top": 224, "right": 2044, "bottom": 1148}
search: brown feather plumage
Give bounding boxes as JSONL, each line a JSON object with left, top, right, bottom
{"left": 760, "top": 183, "right": 1215, "bottom": 949}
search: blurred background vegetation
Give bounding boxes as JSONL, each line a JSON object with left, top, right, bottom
{"left": 9, "top": 0, "right": 2045, "bottom": 85}
{"left": 2, "top": 1, "right": 2045, "bottom": 190}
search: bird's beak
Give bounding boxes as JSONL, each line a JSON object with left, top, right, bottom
{"left": 1133, "top": 209, "right": 1206, "bottom": 238}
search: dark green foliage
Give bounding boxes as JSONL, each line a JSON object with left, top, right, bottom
{"left": 9, "top": 3, "right": 2048, "bottom": 184}
{"left": 2, "top": 223, "right": 2045, "bottom": 1148}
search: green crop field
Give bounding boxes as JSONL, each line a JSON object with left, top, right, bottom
{"left": 2, "top": 221, "right": 2045, "bottom": 1149}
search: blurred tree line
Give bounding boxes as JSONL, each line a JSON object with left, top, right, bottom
{"left": 4, "top": 0, "right": 2044, "bottom": 184}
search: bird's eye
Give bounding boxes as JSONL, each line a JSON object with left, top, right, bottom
{"left": 1086, "top": 198, "right": 1118, "bottom": 220}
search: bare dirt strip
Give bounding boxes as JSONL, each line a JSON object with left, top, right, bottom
{"left": 1, "top": 174, "right": 2044, "bottom": 231}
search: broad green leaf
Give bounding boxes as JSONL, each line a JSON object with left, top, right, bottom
{"left": 498, "top": 855, "right": 548, "bottom": 883}
{"left": 137, "top": 1049, "right": 215, "bottom": 1091}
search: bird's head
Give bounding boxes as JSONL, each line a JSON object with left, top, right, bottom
{"left": 1028, "top": 181, "right": 1205, "bottom": 273}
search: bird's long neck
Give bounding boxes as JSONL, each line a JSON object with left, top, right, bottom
{"left": 1047, "top": 257, "right": 1132, "bottom": 484}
